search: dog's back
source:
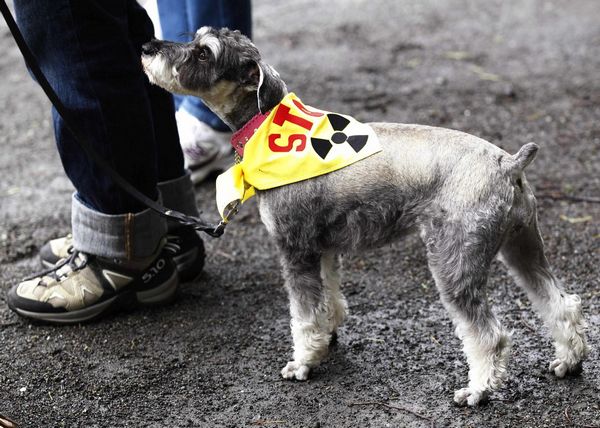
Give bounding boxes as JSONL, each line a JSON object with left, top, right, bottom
{"left": 258, "top": 122, "right": 533, "bottom": 254}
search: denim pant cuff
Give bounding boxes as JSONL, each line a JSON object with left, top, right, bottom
{"left": 71, "top": 171, "right": 199, "bottom": 259}
{"left": 71, "top": 193, "right": 168, "bottom": 260}
{"left": 158, "top": 169, "right": 200, "bottom": 230}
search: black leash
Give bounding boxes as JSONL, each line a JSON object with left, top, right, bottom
{"left": 0, "top": 1, "right": 225, "bottom": 238}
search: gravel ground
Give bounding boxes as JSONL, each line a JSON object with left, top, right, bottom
{"left": 1, "top": 0, "right": 599, "bottom": 427}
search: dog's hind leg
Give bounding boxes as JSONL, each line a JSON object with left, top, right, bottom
{"left": 498, "top": 215, "right": 589, "bottom": 377}
{"left": 320, "top": 252, "right": 348, "bottom": 342}
{"left": 423, "top": 224, "right": 512, "bottom": 406}
{"left": 280, "top": 252, "right": 337, "bottom": 380}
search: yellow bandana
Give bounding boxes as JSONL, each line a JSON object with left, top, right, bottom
{"left": 216, "top": 93, "right": 382, "bottom": 220}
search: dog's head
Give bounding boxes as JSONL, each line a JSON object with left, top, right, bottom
{"left": 141, "top": 27, "right": 287, "bottom": 130}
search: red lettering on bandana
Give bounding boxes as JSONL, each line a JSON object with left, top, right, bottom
{"left": 268, "top": 134, "right": 286, "bottom": 152}
{"left": 289, "top": 134, "right": 307, "bottom": 151}
{"left": 269, "top": 134, "right": 307, "bottom": 152}
{"left": 272, "top": 104, "right": 313, "bottom": 131}
{"left": 292, "top": 99, "right": 325, "bottom": 117}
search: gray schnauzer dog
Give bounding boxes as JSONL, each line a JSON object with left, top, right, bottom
{"left": 141, "top": 27, "right": 589, "bottom": 406}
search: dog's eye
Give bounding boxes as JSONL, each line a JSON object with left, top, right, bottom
{"left": 198, "top": 49, "right": 208, "bottom": 61}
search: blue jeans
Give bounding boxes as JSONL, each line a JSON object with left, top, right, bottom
{"left": 14, "top": 0, "right": 198, "bottom": 258}
{"left": 157, "top": 0, "right": 252, "bottom": 132}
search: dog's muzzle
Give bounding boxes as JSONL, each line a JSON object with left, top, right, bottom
{"left": 141, "top": 41, "right": 158, "bottom": 57}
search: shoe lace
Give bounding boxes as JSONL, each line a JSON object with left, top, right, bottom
{"left": 24, "top": 247, "right": 90, "bottom": 283}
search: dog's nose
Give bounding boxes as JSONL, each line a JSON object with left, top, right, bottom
{"left": 141, "top": 42, "right": 157, "bottom": 56}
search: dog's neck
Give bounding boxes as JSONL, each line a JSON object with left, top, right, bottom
{"left": 223, "top": 90, "right": 286, "bottom": 131}
{"left": 221, "top": 91, "right": 261, "bottom": 132}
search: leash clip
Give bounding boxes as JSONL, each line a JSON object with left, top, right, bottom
{"left": 211, "top": 199, "right": 241, "bottom": 237}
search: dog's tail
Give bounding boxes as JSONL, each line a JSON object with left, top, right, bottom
{"left": 511, "top": 142, "right": 538, "bottom": 172}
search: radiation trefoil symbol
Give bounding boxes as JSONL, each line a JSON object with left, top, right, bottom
{"left": 311, "top": 114, "right": 369, "bottom": 160}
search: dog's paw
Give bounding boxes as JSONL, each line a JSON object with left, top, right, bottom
{"left": 453, "top": 388, "right": 489, "bottom": 406}
{"left": 281, "top": 361, "right": 310, "bottom": 380}
{"left": 549, "top": 359, "right": 583, "bottom": 377}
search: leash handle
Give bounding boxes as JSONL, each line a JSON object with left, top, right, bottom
{"left": 0, "top": 1, "right": 223, "bottom": 237}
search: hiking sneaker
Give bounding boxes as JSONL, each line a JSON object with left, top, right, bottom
{"left": 39, "top": 234, "right": 73, "bottom": 268}
{"left": 163, "top": 227, "right": 205, "bottom": 283}
{"left": 8, "top": 239, "right": 179, "bottom": 324}
{"left": 40, "top": 227, "right": 205, "bottom": 282}
{"left": 176, "top": 108, "right": 234, "bottom": 184}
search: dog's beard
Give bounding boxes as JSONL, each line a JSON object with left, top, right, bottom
{"left": 142, "top": 55, "right": 194, "bottom": 96}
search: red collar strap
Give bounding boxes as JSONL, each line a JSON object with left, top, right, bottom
{"left": 230, "top": 111, "right": 271, "bottom": 157}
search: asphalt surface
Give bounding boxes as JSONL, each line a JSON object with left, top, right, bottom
{"left": 1, "top": 0, "right": 599, "bottom": 427}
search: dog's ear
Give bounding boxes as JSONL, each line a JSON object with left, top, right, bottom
{"left": 249, "top": 61, "right": 287, "bottom": 114}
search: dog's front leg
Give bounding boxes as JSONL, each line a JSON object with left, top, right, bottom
{"left": 280, "top": 251, "right": 336, "bottom": 380}
{"left": 320, "top": 252, "right": 348, "bottom": 341}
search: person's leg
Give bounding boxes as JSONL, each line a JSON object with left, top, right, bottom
{"left": 8, "top": 0, "right": 200, "bottom": 322}
{"left": 15, "top": 0, "right": 202, "bottom": 255}
{"left": 14, "top": 0, "right": 166, "bottom": 259}
{"left": 28, "top": 0, "right": 202, "bottom": 276}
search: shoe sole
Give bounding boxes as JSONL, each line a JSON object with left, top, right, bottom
{"left": 136, "top": 270, "right": 179, "bottom": 305}
{"left": 13, "top": 270, "right": 178, "bottom": 324}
